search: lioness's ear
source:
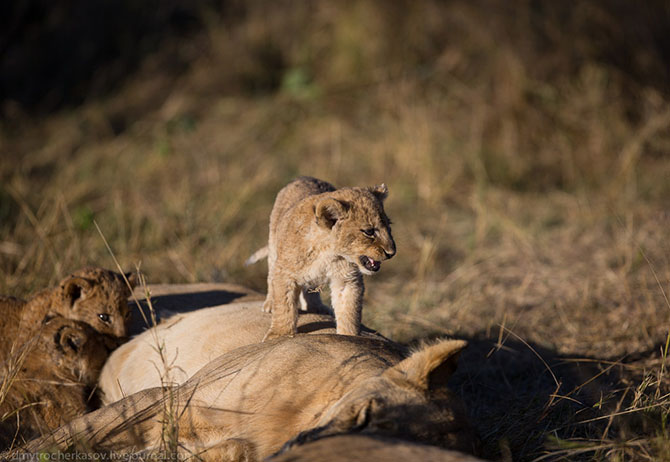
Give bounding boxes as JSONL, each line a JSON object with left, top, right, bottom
{"left": 61, "top": 277, "right": 93, "bottom": 310}
{"left": 315, "top": 198, "right": 350, "bottom": 229}
{"left": 369, "top": 183, "right": 388, "bottom": 202}
{"left": 384, "top": 339, "right": 467, "bottom": 393}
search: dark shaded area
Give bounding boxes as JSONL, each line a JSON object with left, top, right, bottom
{"left": 0, "top": 0, "right": 213, "bottom": 113}
{"left": 131, "top": 289, "right": 247, "bottom": 313}
{"left": 2, "top": 0, "right": 670, "bottom": 118}
{"left": 520, "top": 0, "right": 670, "bottom": 95}
{"left": 128, "top": 289, "right": 248, "bottom": 335}
{"left": 432, "top": 334, "right": 662, "bottom": 461}
{"left": 127, "top": 288, "right": 381, "bottom": 337}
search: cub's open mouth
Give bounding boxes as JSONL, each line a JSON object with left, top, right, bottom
{"left": 359, "top": 255, "right": 381, "bottom": 272}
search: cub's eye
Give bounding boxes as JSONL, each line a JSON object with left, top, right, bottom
{"left": 361, "top": 228, "right": 376, "bottom": 237}
{"left": 98, "top": 313, "right": 111, "bottom": 324}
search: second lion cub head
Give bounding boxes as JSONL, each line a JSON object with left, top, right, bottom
{"left": 53, "top": 267, "right": 136, "bottom": 338}
{"left": 315, "top": 184, "right": 396, "bottom": 275}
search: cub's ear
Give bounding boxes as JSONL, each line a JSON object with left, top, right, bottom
{"left": 315, "top": 198, "right": 350, "bottom": 229}
{"left": 60, "top": 277, "right": 93, "bottom": 310}
{"left": 369, "top": 183, "right": 388, "bottom": 202}
{"left": 56, "top": 324, "right": 87, "bottom": 354}
{"left": 124, "top": 271, "right": 138, "bottom": 290}
{"left": 384, "top": 339, "right": 466, "bottom": 393}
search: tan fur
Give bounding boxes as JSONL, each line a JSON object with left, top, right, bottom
{"left": 22, "top": 336, "right": 475, "bottom": 461}
{"left": 263, "top": 177, "right": 396, "bottom": 340}
{"left": 98, "top": 299, "right": 390, "bottom": 404}
{"left": 0, "top": 267, "right": 136, "bottom": 347}
{"left": 0, "top": 316, "right": 115, "bottom": 449}
{"left": 268, "top": 435, "right": 485, "bottom": 462}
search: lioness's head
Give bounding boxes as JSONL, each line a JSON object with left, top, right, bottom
{"left": 281, "top": 339, "right": 477, "bottom": 454}
{"left": 315, "top": 184, "right": 396, "bottom": 275}
{"left": 55, "top": 267, "right": 136, "bottom": 338}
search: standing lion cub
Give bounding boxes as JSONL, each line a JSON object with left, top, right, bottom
{"left": 261, "top": 176, "right": 396, "bottom": 340}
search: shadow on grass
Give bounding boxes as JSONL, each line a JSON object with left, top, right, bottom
{"left": 405, "top": 331, "right": 660, "bottom": 461}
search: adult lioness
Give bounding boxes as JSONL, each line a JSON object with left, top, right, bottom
{"left": 22, "top": 336, "right": 475, "bottom": 461}
{"left": 261, "top": 176, "right": 396, "bottom": 340}
{"left": 98, "top": 300, "right": 390, "bottom": 404}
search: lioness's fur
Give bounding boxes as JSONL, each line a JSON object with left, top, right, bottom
{"left": 262, "top": 177, "right": 396, "bottom": 340}
{"left": 0, "top": 316, "right": 114, "bottom": 449}
{"left": 98, "top": 299, "right": 389, "bottom": 404}
{"left": 0, "top": 267, "right": 136, "bottom": 348}
{"left": 23, "top": 336, "right": 475, "bottom": 461}
{"left": 268, "top": 435, "right": 485, "bottom": 462}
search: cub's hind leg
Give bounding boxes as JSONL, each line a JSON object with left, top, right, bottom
{"left": 262, "top": 285, "right": 274, "bottom": 313}
{"left": 262, "top": 246, "right": 278, "bottom": 313}
{"left": 263, "top": 275, "right": 300, "bottom": 341}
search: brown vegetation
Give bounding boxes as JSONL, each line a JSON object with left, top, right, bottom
{"left": 2, "top": 1, "right": 670, "bottom": 460}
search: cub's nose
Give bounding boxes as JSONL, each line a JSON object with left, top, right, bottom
{"left": 383, "top": 245, "right": 396, "bottom": 260}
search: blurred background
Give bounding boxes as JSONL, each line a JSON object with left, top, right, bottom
{"left": 1, "top": 1, "right": 670, "bottom": 460}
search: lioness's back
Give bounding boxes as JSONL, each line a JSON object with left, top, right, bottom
{"left": 189, "top": 333, "right": 406, "bottom": 387}
{"left": 98, "top": 300, "right": 392, "bottom": 404}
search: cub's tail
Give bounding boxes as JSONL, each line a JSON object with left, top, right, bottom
{"left": 245, "top": 246, "right": 269, "bottom": 266}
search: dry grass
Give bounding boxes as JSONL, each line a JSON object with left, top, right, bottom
{"left": 2, "top": 1, "right": 670, "bottom": 460}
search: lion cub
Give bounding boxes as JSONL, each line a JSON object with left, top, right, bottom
{"left": 0, "top": 267, "right": 136, "bottom": 347}
{"left": 262, "top": 176, "right": 396, "bottom": 340}
{"left": 0, "top": 316, "right": 114, "bottom": 448}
